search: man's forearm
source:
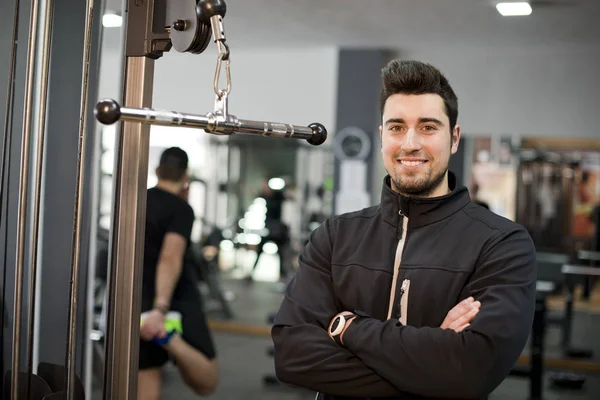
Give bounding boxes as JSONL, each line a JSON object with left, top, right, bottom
{"left": 343, "top": 319, "right": 493, "bottom": 398}
{"left": 343, "top": 313, "right": 532, "bottom": 399}
{"left": 272, "top": 324, "right": 403, "bottom": 398}
{"left": 154, "top": 259, "right": 183, "bottom": 308}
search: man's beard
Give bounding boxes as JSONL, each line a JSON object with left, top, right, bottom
{"left": 391, "top": 166, "right": 448, "bottom": 198}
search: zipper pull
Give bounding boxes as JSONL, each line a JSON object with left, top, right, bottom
{"left": 397, "top": 210, "right": 404, "bottom": 239}
{"left": 398, "top": 279, "right": 409, "bottom": 322}
{"left": 400, "top": 279, "right": 409, "bottom": 295}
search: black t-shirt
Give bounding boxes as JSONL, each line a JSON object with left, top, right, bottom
{"left": 265, "top": 190, "right": 285, "bottom": 221}
{"left": 142, "top": 187, "right": 196, "bottom": 304}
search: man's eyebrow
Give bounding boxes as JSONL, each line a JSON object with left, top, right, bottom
{"left": 384, "top": 117, "right": 445, "bottom": 126}
{"left": 419, "top": 117, "right": 444, "bottom": 126}
{"left": 384, "top": 118, "right": 405, "bottom": 126}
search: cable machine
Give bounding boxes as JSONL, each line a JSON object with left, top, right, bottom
{"left": 2, "top": 0, "right": 328, "bottom": 398}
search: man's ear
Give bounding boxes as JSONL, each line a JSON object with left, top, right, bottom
{"left": 379, "top": 125, "right": 383, "bottom": 150}
{"left": 451, "top": 124, "right": 461, "bottom": 155}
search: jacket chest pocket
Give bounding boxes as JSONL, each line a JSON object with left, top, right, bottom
{"left": 402, "top": 265, "right": 472, "bottom": 328}
{"left": 331, "top": 264, "right": 392, "bottom": 321}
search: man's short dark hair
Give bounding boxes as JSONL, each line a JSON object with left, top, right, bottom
{"left": 379, "top": 60, "right": 459, "bottom": 132}
{"left": 156, "top": 147, "right": 188, "bottom": 182}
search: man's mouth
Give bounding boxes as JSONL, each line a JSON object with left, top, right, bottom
{"left": 398, "top": 159, "right": 428, "bottom": 167}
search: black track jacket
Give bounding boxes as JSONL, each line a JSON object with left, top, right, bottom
{"left": 272, "top": 172, "right": 537, "bottom": 400}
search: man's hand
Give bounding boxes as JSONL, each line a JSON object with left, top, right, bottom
{"left": 140, "top": 309, "right": 167, "bottom": 341}
{"left": 202, "top": 245, "right": 219, "bottom": 262}
{"left": 440, "top": 296, "right": 481, "bottom": 333}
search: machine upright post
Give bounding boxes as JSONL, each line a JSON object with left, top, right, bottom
{"left": 102, "top": 0, "right": 167, "bottom": 397}
{"left": 64, "top": 0, "right": 96, "bottom": 398}
{"left": 530, "top": 295, "right": 546, "bottom": 400}
{"left": 102, "top": 56, "right": 154, "bottom": 400}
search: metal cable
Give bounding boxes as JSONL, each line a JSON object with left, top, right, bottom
{"left": 25, "top": 0, "right": 55, "bottom": 398}
{"left": 65, "top": 0, "right": 96, "bottom": 397}
{"left": 12, "top": 0, "right": 41, "bottom": 396}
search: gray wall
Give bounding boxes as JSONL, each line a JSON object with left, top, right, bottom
{"left": 150, "top": 47, "right": 339, "bottom": 132}
{"left": 400, "top": 43, "right": 600, "bottom": 138}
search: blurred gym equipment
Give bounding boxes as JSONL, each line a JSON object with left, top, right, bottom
{"left": 516, "top": 151, "right": 576, "bottom": 253}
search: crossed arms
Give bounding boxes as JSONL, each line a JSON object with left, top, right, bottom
{"left": 271, "top": 219, "right": 537, "bottom": 399}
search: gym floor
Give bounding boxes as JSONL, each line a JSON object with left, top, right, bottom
{"left": 200, "top": 277, "right": 600, "bottom": 400}
{"left": 90, "top": 262, "right": 600, "bottom": 399}
{"left": 151, "top": 332, "right": 600, "bottom": 400}
{"left": 90, "top": 323, "right": 600, "bottom": 399}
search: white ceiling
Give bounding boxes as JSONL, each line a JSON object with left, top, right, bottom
{"left": 102, "top": 0, "right": 600, "bottom": 50}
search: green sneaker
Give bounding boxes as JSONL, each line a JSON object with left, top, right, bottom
{"left": 140, "top": 311, "right": 183, "bottom": 345}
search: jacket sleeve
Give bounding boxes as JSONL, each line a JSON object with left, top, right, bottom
{"left": 271, "top": 218, "right": 404, "bottom": 398}
{"left": 342, "top": 227, "right": 537, "bottom": 399}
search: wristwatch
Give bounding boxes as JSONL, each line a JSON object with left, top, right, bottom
{"left": 329, "top": 313, "right": 356, "bottom": 346}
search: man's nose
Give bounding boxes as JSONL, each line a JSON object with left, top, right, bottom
{"left": 400, "top": 128, "right": 421, "bottom": 152}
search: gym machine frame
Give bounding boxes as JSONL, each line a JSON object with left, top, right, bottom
{"left": 95, "top": 1, "right": 327, "bottom": 399}
{"left": 6, "top": 0, "right": 92, "bottom": 398}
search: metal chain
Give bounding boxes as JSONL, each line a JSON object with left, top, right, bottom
{"left": 213, "top": 40, "right": 231, "bottom": 98}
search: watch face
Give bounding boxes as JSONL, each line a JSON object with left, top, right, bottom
{"left": 331, "top": 317, "right": 341, "bottom": 332}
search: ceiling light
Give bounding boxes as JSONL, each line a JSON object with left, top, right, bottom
{"left": 496, "top": 2, "right": 532, "bottom": 16}
{"left": 268, "top": 178, "right": 285, "bottom": 190}
{"left": 102, "top": 13, "right": 123, "bottom": 28}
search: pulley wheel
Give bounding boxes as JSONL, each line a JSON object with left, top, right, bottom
{"left": 169, "top": 0, "right": 212, "bottom": 54}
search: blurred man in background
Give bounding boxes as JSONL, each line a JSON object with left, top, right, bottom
{"left": 138, "top": 147, "right": 219, "bottom": 399}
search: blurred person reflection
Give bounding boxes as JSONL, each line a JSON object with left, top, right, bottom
{"left": 138, "top": 147, "right": 219, "bottom": 399}
{"left": 246, "top": 178, "right": 291, "bottom": 284}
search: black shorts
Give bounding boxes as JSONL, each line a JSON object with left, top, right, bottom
{"left": 139, "top": 295, "right": 216, "bottom": 370}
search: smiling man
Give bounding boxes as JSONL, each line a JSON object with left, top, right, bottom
{"left": 272, "top": 60, "right": 537, "bottom": 400}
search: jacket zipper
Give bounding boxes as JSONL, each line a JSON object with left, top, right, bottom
{"left": 386, "top": 212, "right": 409, "bottom": 320}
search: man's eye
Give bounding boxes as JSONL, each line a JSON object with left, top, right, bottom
{"left": 423, "top": 125, "right": 437, "bottom": 131}
{"left": 390, "top": 125, "right": 403, "bottom": 132}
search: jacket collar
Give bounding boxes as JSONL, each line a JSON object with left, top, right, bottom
{"left": 380, "top": 171, "right": 471, "bottom": 229}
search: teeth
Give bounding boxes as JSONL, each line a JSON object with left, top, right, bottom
{"left": 400, "top": 160, "right": 425, "bottom": 167}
